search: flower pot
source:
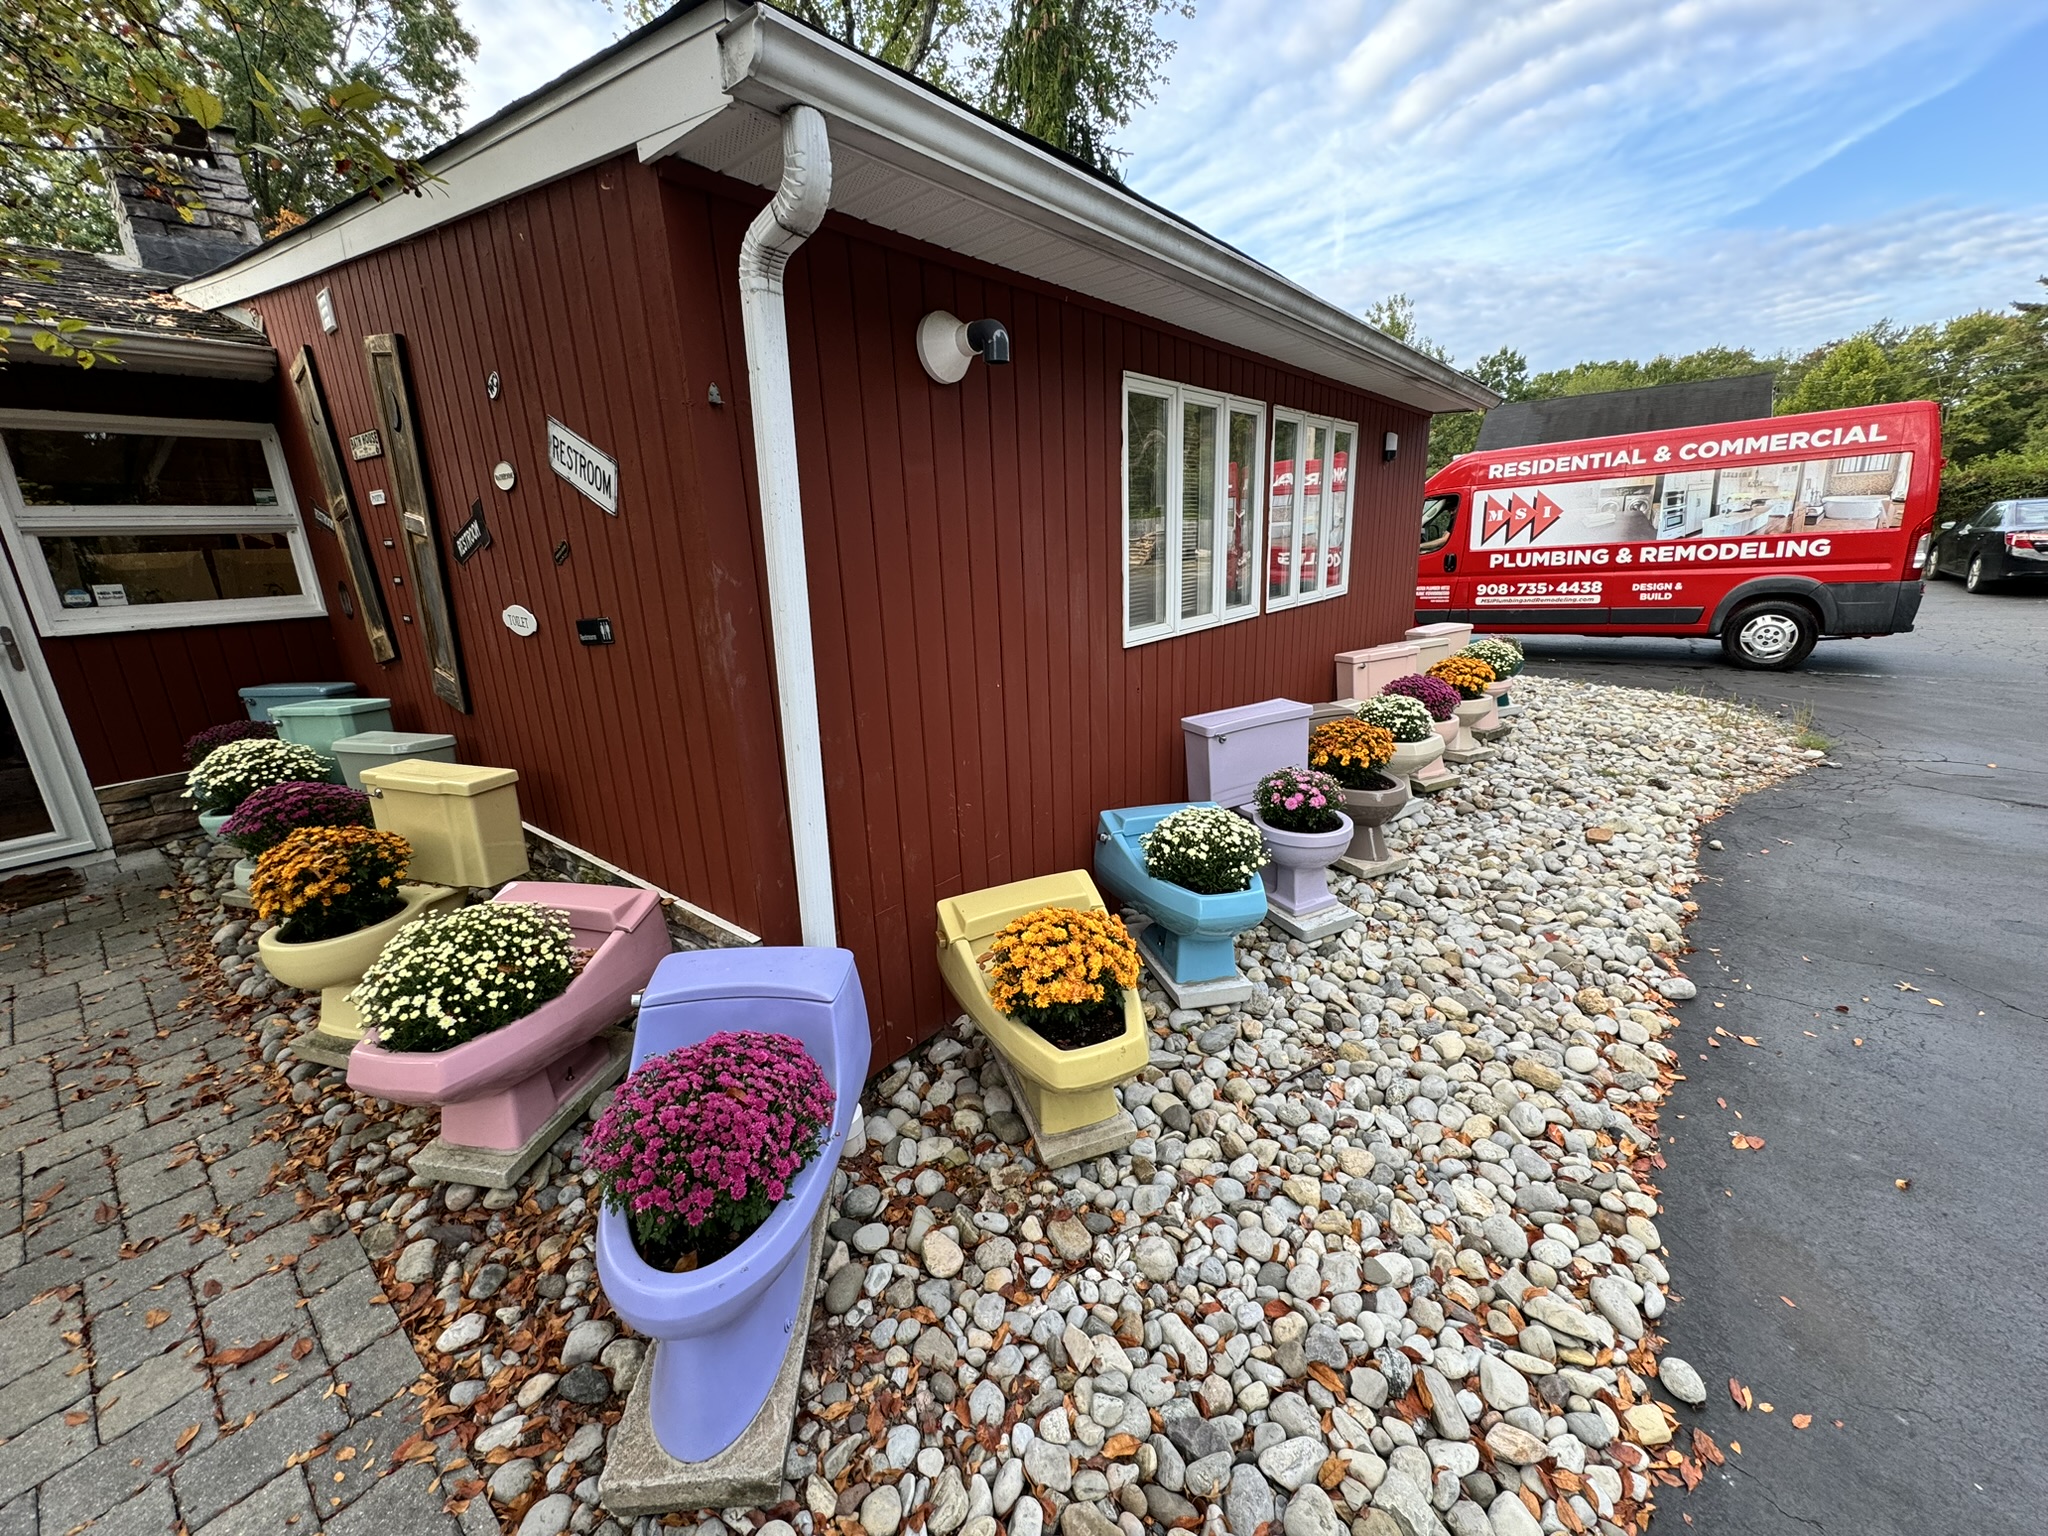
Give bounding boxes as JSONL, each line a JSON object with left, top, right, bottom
{"left": 1249, "top": 807, "right": 1354, "bottom": 923}
{"left": 255, "top": 882, "right": 462, "bottom": 1043}
{"left": 232, "top": 858, "right": 256, "bottom": 894}
{"left": 1444, "top": 697, "right": 1494, "bottom": 764}
{"left": 198, "top": 810, "right": 232, "bottom": 838}
{"left": 1094, "top": 804, "right": 1264, "bottom": 1008}
{"left": 1388, "top": 732, "right": 1448, "bottom": 784}
{"left": 936, "top": 871, "right": 1149, "bottom": 1167}
{"left": 1335, "top": 780, "right": 1410, "bottom": 877}
{"left": 596, "top": 946, "right": 870, "bottom": 1466}
{"left": 347, "top": 883, "right": 671, "bottom": 1182}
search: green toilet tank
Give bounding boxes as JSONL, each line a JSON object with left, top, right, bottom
{"left": 237, "top": 681, "right": 358, "bottom": 722}
{"left": 271, "top": 698, "right": 395, "bottom": 777}
{"left": 330, "top": 730, "right": 459, "bottom": 790}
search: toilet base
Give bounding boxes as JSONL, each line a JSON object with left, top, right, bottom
{"left": 1473, "top": 724, "right": 1513, "bottom": 742}
{"left": 409, "top": 1031, "right": 632, "bottom": 1190}
{"left": 599, "top": 1202, "right": 829, "bottom": 1517}
{"left": 1134, "top": 922, "right": 1253, "bottom": 1011}
{"left": 992, "top": 1052, "right": 1136, "bottom": 1170}
{"left": 1442, "top": 744, "right": 1493, "bottom": 765}
{"left": 1263, "top": 901, "right": 1360, "bottom": 943}
{"left": 1412, "top": 770, "right": 1463, "bottom": 796}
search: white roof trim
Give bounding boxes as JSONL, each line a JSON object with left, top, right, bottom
{"left": 179, "top": 0, "right": 1493, "bottom": 413}
{"left": 7, "top": 326, "right": 274, "bottom": 381}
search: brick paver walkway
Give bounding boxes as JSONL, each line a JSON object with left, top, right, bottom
{"left": 0, "top": 851, "right": 482, "bottom": 1535}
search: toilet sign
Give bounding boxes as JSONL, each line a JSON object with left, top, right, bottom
{"left": 547, "top": 418, "right": 618, "bottom": 515}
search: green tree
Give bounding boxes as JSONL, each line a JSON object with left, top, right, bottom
{"left": 1, "top": 0, "right": 471, "bottom": 361}
{"left": 624, "top": 0, "right": 1191, "bottom": 177}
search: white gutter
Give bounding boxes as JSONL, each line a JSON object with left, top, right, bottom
{"left": 8, "top": 327, "right": 274, "bottom": 381}
{"left": 739, "top": 104, "right": 837, "bottom": 947}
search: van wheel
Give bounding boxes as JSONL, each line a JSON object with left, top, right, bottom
{"left": 1965, "top": 554, "right": 1995, "bottom": 593}
{"left": 1721, "top": 599, "right": 1818, "bottom": 670}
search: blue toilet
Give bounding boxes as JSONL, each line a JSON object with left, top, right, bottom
{"left": 1095, "top": 803, "right": 1266, "bottom": 1008}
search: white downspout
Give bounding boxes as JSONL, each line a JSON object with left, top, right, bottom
{"left": 739, "top": 104, "right": 836, "bottom": 946}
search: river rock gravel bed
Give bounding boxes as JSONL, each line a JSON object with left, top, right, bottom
{"left": 170, "top": 675, "right": 1808, "bottom": 1536}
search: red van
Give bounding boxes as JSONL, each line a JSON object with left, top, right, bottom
{"left": 1417, "top": 401, "right": 1942, "bottom": 668}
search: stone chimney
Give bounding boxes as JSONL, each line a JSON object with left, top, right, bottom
{"left": 107, "top": 120, "right": 264, "bottom": 278}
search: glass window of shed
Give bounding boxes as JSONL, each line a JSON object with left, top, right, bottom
{"left": 1123, "top": 375, "right": 1265, "bottom": 646}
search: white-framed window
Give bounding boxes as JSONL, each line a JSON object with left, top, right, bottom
{"left": 0, "top": 410, "right": 325, "bottom": 637}
{"left": 1124, "top": 374, "right": 1265, "bottom": 647}
{"left": 1265, "top": 410, "right": 1358, "bottom": 609}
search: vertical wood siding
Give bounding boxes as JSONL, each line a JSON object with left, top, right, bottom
{"left": 765, "top": 206, "right": 1430, "bottom": 1063}
{"left": 250, "top": 159, "right": 800, "bottom": 945}
{"left": 245, "top": 157, "right": 1429, "bottom": 1066}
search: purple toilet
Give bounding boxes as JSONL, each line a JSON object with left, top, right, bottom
{"left": 595, "top": 947, "right": 871, "bottom": 1464}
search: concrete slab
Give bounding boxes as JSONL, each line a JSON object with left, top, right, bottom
{"left": 992, "top": 1053, "right": 1137, "bottom": 1170}
{"left": 1264, "top": 901, "right": 1361, "bottom": 943}
{"left": 289, "top": 1032, "right": 354, "bottom": 1071}
{"left": 1134, "top": 924, "right": 1253, "bottom": 1011}
{"left": 409, "top": 1032, "right": 630, "bottom": 1189}
{"left": 1336, "top": 851, "right": 1410, "bottom": 879}
{"left": 598, "top": 1202, "right": 829, "bottom": 1518}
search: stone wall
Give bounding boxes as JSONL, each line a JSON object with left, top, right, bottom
{"left": 96, "top": 772, "right": 197, "bottom": 849}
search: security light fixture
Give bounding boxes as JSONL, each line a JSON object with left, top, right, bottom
{"left": 918, "top": 310, "right": 1012, "bottom": 384}
{"left": 1383, "top": 431, "right": 1400, "bottom": 462}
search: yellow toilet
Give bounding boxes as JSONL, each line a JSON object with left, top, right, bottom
{"left": 936, "top": 870, "right": 1149, "bottom": 1169}
{"left": 360, "top": 761, "right": 529, "bottom": 888}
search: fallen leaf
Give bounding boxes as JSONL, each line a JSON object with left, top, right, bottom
{"left": 1730, "top": 1440, "right": 1742, "bottom": 1454}
{"left": 1792, "top": 1414, "right": 1812, "bottom": 1429}
{"left": 1103, "top": 1434, "right": 1140, "bottom": 1458}
{"left": 1759, "top": 1402, "right": 1774, "bottom": 1413}
{"left": 204, "top": 1334, "right": 285, "bottom": 1368}
{"left": 1853, "top": 1037, "right": 1864, "bottom": 1047}
{"left": 1835, "top": 1004, "right": 1850, "bottom": 1013}
{"left": 145, "top": 1309, "right": 171, "bottom": 1330}
{"left": 335, "top": 1446, "right": 357, "bottom": 1462}
{"left": 1779, "top": 1296, "right": 1797, "bottom": 1308}
{"left": 1729, "top": 1378, "right": 1753, "bottom": 1411}
{"left": 64, "top": 1410, "right": 90, "bottom": 1426}
{"left": 1927, "top": 999, "right": 1943, "bottom": 1007}
{"left": 292, "top": 1338, "right": 314, "bottom": 1360}
{"left": 1730, "top": 1134, "right": 1766, "bottom": 1151}
{"left": 1895, "top": 1178, "right": 1911, "bottom": 1191}
{"left": 175, "top": 1423, "right": 201, "bottom": 1452}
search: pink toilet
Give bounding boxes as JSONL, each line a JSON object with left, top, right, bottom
{"left": 348, "top": 882, "right": 671, "bottom": 1181}
{"left": 1334, "top": 640, "right": 1421, "bottom": 701}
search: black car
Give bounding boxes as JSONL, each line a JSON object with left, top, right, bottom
{"left": 1930, "top": 498, "right": 2048, "bottom": 592}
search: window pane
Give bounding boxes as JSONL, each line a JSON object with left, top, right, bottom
{"left": 1421, "top": 494, "right": 1458, "bottom": 552}
{"left": 38, "top": 532, "right": 301, "bottom": 608}
{"left": 1268, "top": 418, "right": 1298, "bottom": 602}
{"left": 2, "top": 430, "right": 275, "bottom": 506}
{"left": 1298, "top": 423, "right": 1327, "bottom": 594}
{"left": 1180, "top": 399, "right": 1218, "bottom": 621}
{"left": 1127, "top": 391, "right": 1170, "bottom": 631}
{"left": 1225, "top": 409, "right": 1260, "bottom": 611}
{"left": 1324, "top": 428, "right": 1352, "bottom": 590}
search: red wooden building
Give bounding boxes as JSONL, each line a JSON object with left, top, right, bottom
{"left": 155, "top": 2, "right": 1488, "bottom": 1058}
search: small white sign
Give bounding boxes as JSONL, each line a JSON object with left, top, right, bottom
{"left": 91, "top": 583, "right": 130, "bottom": 607}
{"left": 368, "top": 489, "right": 387, "bottom": 505}
{"left": 547, "top": 418, "right": 618, "bottom": 515}
{"left": 502, "top": 604, "right": 539, "bottom": 637}
{"left": 317, "top": 288, "right": 337, "bottom": 334}
{"left": 493, "top": 461, "right": 516, "bottom": 492}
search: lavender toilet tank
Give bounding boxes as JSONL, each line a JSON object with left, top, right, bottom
{"left": 595, "top": 947, "right": 871, "bottom": 1464}
{"left": 1183, "top": 698, "right": 1312, "bottom": 809}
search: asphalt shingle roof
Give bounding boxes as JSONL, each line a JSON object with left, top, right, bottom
{"left": 2, "top": 245, "right": 267, "bottom": 350}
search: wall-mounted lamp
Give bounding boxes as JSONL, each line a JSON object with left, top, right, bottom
{"left": 1383, "top": 430, "right": 1400, "bottom": 463}
{"left": 917, "top": 310, "right": 1012, "bottom": 384}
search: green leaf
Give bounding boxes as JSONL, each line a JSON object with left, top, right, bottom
{"left": 178, "top": 85, "right": 226, "bottom": 131}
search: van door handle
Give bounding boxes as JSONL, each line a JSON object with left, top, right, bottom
{"left": 0, "top": 626, "right": 24, "bottom": 672}
{"left": 1442, "top": 554, "right": 1457, "bottom": 572}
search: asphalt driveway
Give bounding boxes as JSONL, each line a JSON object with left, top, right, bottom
{"left": 1519, "top": 579, "right": 2048, "bottom": 1536}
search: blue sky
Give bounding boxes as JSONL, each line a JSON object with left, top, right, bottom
{"left": 456, "top": 0, "right": 2048, "bottom": 372}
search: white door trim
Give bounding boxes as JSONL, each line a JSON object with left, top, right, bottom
{"left": 0, "top": 546, "right": 108, "bottom": 870}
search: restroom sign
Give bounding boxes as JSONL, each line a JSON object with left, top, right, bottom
{"left": 547, "top": 417, "right": 618, "bottom": 515}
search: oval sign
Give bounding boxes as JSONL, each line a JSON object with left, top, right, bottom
{"left": 501, "top": 604, "right": 538, "bottom": 637}
{"left": 492, "top": 460, "right": 516, "bottom": 492}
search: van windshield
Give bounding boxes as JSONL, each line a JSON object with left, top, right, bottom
{"left": 1421, "top": 494, "right": 1458, "bottom": 552}
{"left": 2013, "top": 500, "right": 2048, "bottom": 529}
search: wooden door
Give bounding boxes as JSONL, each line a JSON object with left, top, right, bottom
{"left": 364, "top": 333, "right": 469, "bottom": 712}
{"left": 287, "top": 347, "right": 396, "bottom": 663}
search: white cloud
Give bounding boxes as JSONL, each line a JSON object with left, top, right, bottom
{"left": 455, "top": 0, "right": 619, "bottom": 124}
{"left": 1354, "top": 204, "right": 2048, "bottom": 364}
{"left": 1124, "top": 0, "right": 2048, "bottom": 364}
